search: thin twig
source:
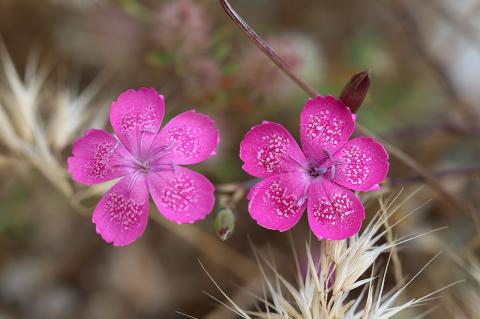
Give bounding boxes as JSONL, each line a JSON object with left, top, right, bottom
{"left": 390, "top": 164, "right": 480, "bottom": 187}
{"left": 218, "top": 0, "right": 319, "bottom": 98}
{"left": 383, "top": 118, "right": 480, "bottom": 139}
{"left": 218, "top": 0, "right": 476, "bottom": 218}
{"left": 358, "top": 124, "right": 477, "bottom": 220}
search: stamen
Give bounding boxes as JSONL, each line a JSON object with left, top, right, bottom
{"left": 113, "top": 151, "right": 145, "bottom": 170}
{"left": 150, "top": 144, "right": 171, "bottom": 157}
{"left": 150, "top": 140, "right": 176, "bottom": 163}
{"left": 328, "top": 159, "right": 342, "bottom": 180}
{"left": 113, "top": 135, "right": 121, "bottom": 144}
{"left": 297, "top": 195, "right": 308, "bottom": 207}
{"left": 138, "top": 127, "right": 157, "bottom": 158}
{"left": 297, "top": 183, "right": 310, "bottom": 206}
{"left": 115, "top": 151, "right": 139, "bottom": 163}
{"left": 127, "top": 170, "right": 142, "bottom": 193}
{"left": 329, "top": 164, "right": 336, "bottom": 180}
{"left": 309, "top": 165, "right": 326, "bottom": 177}
{"left": 323, "top": 149, "right": 332, "bottom": 160}
{"left": 112, "top": 141, "right": 120, "bottom": 152}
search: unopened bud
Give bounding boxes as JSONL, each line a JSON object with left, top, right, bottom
{"left": 214, "top": 208, "right": 236, "bottom": 241}
{"left": 339, "top": 71, "right": 370, "bottom": 114}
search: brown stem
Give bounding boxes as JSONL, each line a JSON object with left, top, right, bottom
{"left": 356, "top": 124, "right": 477, "bottom": 219}
{"left": 218, "top": 0, "right": 476, "bottom": 218}
{"left": 218, "top": 0, "right": 319, "bottom": 97}
{"left": 389, "top": 164, "right": 480, "bottom": 187}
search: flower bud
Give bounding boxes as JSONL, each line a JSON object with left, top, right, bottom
{"left": 339, "top": 71, "right": 370, "bottom": 114}
{"left": 214, "top": 208, "right": 236, "bottom": 241}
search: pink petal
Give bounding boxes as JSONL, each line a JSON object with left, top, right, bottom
{"left": 246, "top": 180, "right": 264, "bottom": 213}
{"left": 300, "top": 96, "right": 355, "bottom": 163}
{"left": 331, "top": 137, "right": 389, "bottom": 191}
{"left": 147, "top": 166, "right": 215, "bottom": 224}
{"left": 153, "top": 110, "right": 219, "bottom": 165}
{"left": 92, "top": 174, "right": 149, "bottom": 246}
{"left": 307, "top": 179, "right": 365, "bottom": 240}
{"left": 248, "top": 173, "right": 309, "bottom": 232}
{"left": 110, "top": 88, "right": 165, "bottom": 157}
{"left": 67, "top": 129, "right": 133, "bottom": 185}
{"left": 240, "top": 121, "right": 307, "bottom": 178}
{"left": 246, "top": 182, "right": 262, "bottom": 201}
{"left": 365, "top": 184, "right": 381, "bottom": 192}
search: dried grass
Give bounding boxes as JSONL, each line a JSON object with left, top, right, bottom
{"left": 195, "top": 191, "right": 457, "bottom": 319}
{"left": 0, "top": 41, "right": 107, "bottom": 201}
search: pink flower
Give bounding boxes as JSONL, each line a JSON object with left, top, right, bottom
{"left": 68, "top": 88, "right": 219, "bottom": 246}
{"left": 240, "top": 96, "right": 389, "bottom": 240}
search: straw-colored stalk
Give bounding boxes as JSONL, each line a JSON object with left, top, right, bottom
{"left": 194, "top": 191, "right": 458, "bottom": 319}
{"left": 0, "top": 42, "right": 108, "bottom": 200}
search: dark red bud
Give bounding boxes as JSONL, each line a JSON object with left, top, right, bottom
{"left": 339, "top": 71, "right": 370, "bottom": 114}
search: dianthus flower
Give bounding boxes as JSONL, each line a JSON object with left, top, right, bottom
{"left": 240, "top": 96, "right": 389, "bottom": 240}
{"left": 68, "top": 88, "right": 219, "bottom": 246}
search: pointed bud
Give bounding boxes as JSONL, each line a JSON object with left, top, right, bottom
{"left": 214, "top": 208, "right": 236, "bottom": 241}
{"left": 339, "top": 71, "right": 370, "bottom": 114}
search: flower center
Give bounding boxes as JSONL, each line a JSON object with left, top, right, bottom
{"left": 137, "top": 160, "right": 151, "bottom": 172}
{"left": 117, "top": 140, "right": 176, "bottom": 177}
{"left": 306, "top": 149, "right": 341, "bottom": 180}
{"left": 308, "top": 161, "right": 340, "bottom": 180}
{"left": 139, "top": 141, "right": 176, "bottom": 174}
{"left": 309, "top": 166, "right": 327, "bottom": 177}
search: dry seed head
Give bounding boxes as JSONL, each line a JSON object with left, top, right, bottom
{"left": 0, "top": 42, "right": 107, "bottom": 199}
{"left": 47, "top": 74, "right": 109, "bottom": 151}
{"left": 197, "top": 191, "right": 454, "bottom": 319}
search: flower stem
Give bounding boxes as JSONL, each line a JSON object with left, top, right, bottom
{"left": 218, "top": 0, "right": 476, "bottom": 219}
{"left": 218, "top": 0, "right": 319, "bottom": 98}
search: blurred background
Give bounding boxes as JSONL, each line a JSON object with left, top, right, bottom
{"left": 0, "top": 0, "right": 479, "bottom": 318}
